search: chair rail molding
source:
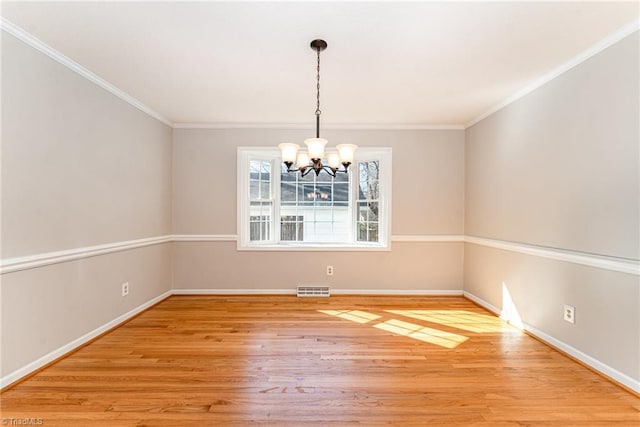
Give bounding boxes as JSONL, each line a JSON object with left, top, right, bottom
{"left": 2, "top": 234, "right": 637, "bottom": 275}
{"left": 0, "top": 236, "right": 173, "bottom": 274}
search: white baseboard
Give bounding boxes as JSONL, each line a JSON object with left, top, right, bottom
{"left": 463, "top": 291, "right": 640, "bottom": 394}
{"left": 463, "top": 291, "right": 502, "bottom": 315}
{"left": 0, "top": 290, "right": 172, "bottom": 389}
{"left": 174, "top": 288, "right": 463, "bottom": 296}
{"left": 173, "top": 288, "right": 296, "bottom": 295}
{"left": 331, "top": 289, "right": 463, "bottom": 296}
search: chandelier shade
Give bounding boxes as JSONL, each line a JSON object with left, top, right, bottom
{"left": 279, "top": 143, "right": 300, "bottom": 163}
{"left": 279, "top": 39, "right": 357, "bottom": 177}
{"left": 304, "top": 138, "right": 328, "bottom": 159}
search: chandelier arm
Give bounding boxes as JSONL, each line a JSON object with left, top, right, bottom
{"left": 322, "top": 166, "right": 337, "bottom": 178}
{"left": 283, "top": 161, "right": 294, "bottom": 172}
{"left": 300, "top": 167, "right": 312, "bottom": 177}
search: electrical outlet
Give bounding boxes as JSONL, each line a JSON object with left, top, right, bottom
{"left": 563, "top": 304, "right": 575, "bottom": 324}
{"left": 326, "top": 265, "right": 334, "bottom": 276}
{"left": 122, "top": 282, "right": 129, "bottom": 297}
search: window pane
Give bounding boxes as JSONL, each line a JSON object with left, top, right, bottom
{"left": 357, "top": 202, "right": 369, "bottom": 221}
{"left": 281, "top": 215, "right": 304, "bottom": 241}
{"left": 250, "top": 180, "right": 259, "bottom": 199}
{"left": 333, "top": 182, "right": 349, "bottom": 202}
{"left": 357, "top": 222, "right": 367, "bottom": 241}
{"left": 357, "top": 221, "right": 379, "bottom": 242}
{"left": 358, "top": 161, "right": 379, "bottom": 201}
{"left": 367, "top": 202, "right": 379, "bottom": 221}
{"left": 281, "top": 182, "right": 297, "bottom": 202}
{"left": 249, "top": 199, "right": 272, "bottom": 241}
{"left": 366, "top": 222, "right": 379, "bottom": 242}
{"left": 249, "top": 161, "right": 261, "bottom": 180}
{"left": 316, "top": 184, "right": 332, "bottom": 202}
{"left": 260, "top": 162, "right": 271, "bottom": 180}
{"left": 260, "top": 181, "right": 270, "bottom": 199}
{"left": 250, "top": 215, "right": 270, "bottom": 241}
{"left": 359, "top": 161, "right": 379, "bottom": 180}
{"left": 334, "top": 171, "right": 349, "bottom": 183}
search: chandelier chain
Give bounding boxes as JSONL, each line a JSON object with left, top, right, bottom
{"left": 315, "top": 48, "right": 321, "bottom": 116}
{"left": 278, "top": 39, "right": 356, "bottom": 177}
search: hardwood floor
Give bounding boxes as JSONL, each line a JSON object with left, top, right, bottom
{"left": 1, "top": 295, "right": 638, "bottom": 426}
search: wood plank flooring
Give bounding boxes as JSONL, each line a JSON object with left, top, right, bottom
{"left": 1, "top": 295, "right": 638, "bottom": 426}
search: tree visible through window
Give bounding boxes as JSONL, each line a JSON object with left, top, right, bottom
{"left": 357, "top": 160, "right": 380, "bottom": 242}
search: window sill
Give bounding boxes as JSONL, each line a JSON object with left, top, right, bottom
{"left": 237, "top": 242, "right": 391, "bottom": 252}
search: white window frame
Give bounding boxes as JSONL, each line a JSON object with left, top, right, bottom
{"left": 237, "top": 146, "right": 392, "bottom": 251}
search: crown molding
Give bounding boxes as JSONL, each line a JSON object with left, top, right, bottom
{"left": 2, "top": 16, "right": 637, "bottom": 133}
{"left": 173, "top": 123, "right": 465, "bottom": 130}
{"left": 465, "top": 19, "right": 640, "bottom": 128}
{"left": 0, "top": 17, "right": 173, "bottom": 127}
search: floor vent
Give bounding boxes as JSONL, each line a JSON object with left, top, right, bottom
{"left": 297, "top": 286, "right": 331, "bottom": 297}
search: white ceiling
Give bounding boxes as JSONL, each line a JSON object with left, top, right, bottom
{"left": 1, "top": 1, "right": 638, "bottom": 127}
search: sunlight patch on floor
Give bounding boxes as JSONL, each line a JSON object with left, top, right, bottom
{"left": 386, "top": 309, "right": 512, "bottom": 333}
{"left": 318, "top": 309, "right": 469, "bottom": 349}
{"left": 373, "top": 319, "right": 468, "bottom": 348}
{"left": 317, "top": 309, "right": 382, "bottom": 324}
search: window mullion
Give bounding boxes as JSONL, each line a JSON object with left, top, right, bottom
{"left": 273, "top": 159, "right": 281, "bottom": 244}
{"left": 349, "top": 165, "right": 356, "bottom": 244}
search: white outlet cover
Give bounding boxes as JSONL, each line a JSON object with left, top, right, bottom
{"left": 563, "top": 304, "right": 575, "bottom": 324}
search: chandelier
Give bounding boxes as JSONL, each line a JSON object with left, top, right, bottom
{"left": 279, "top": 39, "right": 357, "bottom": 177}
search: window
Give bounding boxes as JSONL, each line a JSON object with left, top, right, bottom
{"left": 248, "top": 160, "right": 272, "bottom": 241}
{"left": 357, "top": 160, "right": 380, "bottom": 243}
{"left": 238, "top": 147, "right": 391, "bottom": 250}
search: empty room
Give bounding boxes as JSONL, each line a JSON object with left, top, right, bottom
{"left": 1, "top": 1, "right": 639, "bottom": 425}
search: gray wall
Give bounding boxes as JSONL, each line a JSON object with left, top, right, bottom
{"left": 1, "top": 33, "right": 173, "bottom": 376}
{"left": 464, "top": 32, "right": 639, "bottom": 382}
{"left": 172, "top": 128, "right": 465, "bottom": 291}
